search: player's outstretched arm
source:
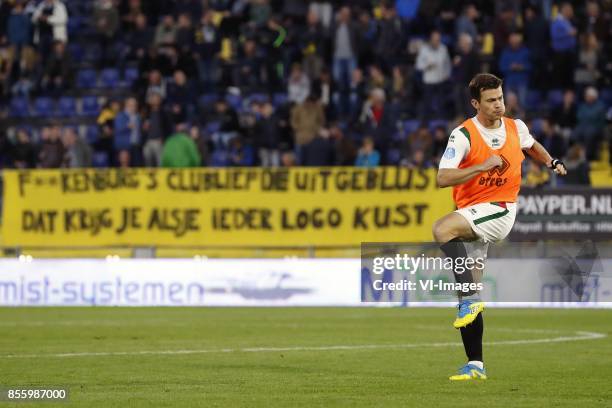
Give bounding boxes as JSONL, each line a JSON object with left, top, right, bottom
{"left": 437, "top": 155, "right": 503, "bottom": 188}
{"left": 524, "top": 141, "right": 568, "bottom": 175}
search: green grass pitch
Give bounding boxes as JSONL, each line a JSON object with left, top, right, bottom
{"left": 0, "top": 307, "right": 611, "bottom": 407}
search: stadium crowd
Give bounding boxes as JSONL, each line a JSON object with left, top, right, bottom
{"left": 0, "top": 0, "right": 610, "bottom": 186}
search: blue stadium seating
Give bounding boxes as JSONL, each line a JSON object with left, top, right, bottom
{"left": 525, "top": 90, "right": 542, "bottom": 111}
{"left": 428, "top": 119, "right": 447, "bottom": 131}
{"left": 225, "top": 94, "right": 243, "bottom": 110}
{"left": 33, "top": 97, "right": 54, "bottom": 117}
{"left": 92, "top": 152, "right": 110, "bottom": 167}
{"left": 547, "top": 89, "right": 564, "bottom": 108}
{"left": 386, "top": 148, "right": 402, "bottom": 164}
{"left": 100, "top": 68, "right": 120, "bottom": 88}
{"left": 77, "top": 69, "right": 97, "bottom": 89}
{"left": 273, "top": 93, "right": 288, "bottom": 107}
{"left": 81, "top": 96, "right": 100, "bottom": 116}
{"left": 10, "top": 97, "right": 29, "bottom": 117}
{"left": 403, "top": 119, "right": 420, "bottom": 134}
{"left": 57, "top": 97, "right": 77, "bottom": 117}
{"left": 123, "top": 67, "right": 139, "bottom": 86}
{"left": 85, "top": 125, "right": 100, "bottom": 144}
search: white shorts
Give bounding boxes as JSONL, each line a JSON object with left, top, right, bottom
{"left": 455, "top": 202, "right": 517, "bottom": 243}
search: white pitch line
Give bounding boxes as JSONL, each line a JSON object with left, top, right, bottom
{"left": 2, "top": 331, "right": 605, "bottom": 359}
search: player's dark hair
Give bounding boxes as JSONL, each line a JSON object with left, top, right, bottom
{"left": 469, "top": 73, "right": 503, "bottom": 101}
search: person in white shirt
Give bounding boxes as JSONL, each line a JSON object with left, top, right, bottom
{"left": 416, "top": 30, "right": 451, "bottom": 119}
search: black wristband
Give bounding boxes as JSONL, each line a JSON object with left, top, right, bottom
{"left": 549, "top": 158, "right": 563, "bottom": 169}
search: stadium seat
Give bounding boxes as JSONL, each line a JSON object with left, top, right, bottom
{"left": 10, "top": 97, "right": 29, "bottom": 117}
{"left": 210, "top": 150, "right": 229, "bottom": 166}
{"left": 272, "top": 93, "right": 288, "bottom": 107}
{"left": 601, "top": 88, "right": 612, "bottom": 106}
{"left": 83, "top": 44, "right": 102, "bottom": 63}
{"left": 77, "top": 69, "right": 98, "bottom": 89}
{"left": 92, "top": 152, "right": 110, "bottom": 167}
{"left": 386, "top": 148, "right": 402, "bottom": 165}
{"left": 525, "top": 90, "right": 542, "bottom": 111}
{"left": 68, "top": 43, "right": 83, "bottom": 61}
{"left": 249, "top": 93, "right": 268, "bottom": 104}
{"left": 547, "top": 89, "right": 564, "bottom": 108}
{"left": 123, "top": 67, "right": 139, "bottom": 86}
{"left": 225, "top": 93, "right": 243, "bottom": 110}
{"left": 403, "top": 119, "right": 420, "bottom": 134}
{"left": 33, "top": 97, "right": 54, "bottom": 117}
{"left": 57, "top": 96, "right": 77, "bottom": 117}
{"left": 199, "top": 93, "right": 218, "bottom": 108}
{"left": 100, "top": 68, "right": 120, "bottom": 88}
{"left": 85, "top": 125, "right": 100, "bottom": 144}
{"left": 428, "top": 119, "right": 447, "bottom": 131}
{"left": 205, "top": 121, "right": 221, "bottom": 134}
{"left": 81, "top": 96, "right": 100, "bottom": 116}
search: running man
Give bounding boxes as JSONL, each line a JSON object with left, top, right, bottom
{"left": 433, "top": 73, "right": 567, "bottom": 381}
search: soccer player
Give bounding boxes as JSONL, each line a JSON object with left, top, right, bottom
{"left": 433, "top": 73, "right": 567, "bottom": 380}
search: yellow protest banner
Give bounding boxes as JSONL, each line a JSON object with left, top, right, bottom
{"left": 1, "top": 168, "right": 455, "bottom": 247}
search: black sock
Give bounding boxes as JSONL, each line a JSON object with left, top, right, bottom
{"left": 460, "top": 313, "right": 484, "bottom": 362}
{"left": 440, "top": 237, "right": 477, "bottom": 297}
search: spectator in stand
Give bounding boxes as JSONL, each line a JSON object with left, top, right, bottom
{"left": 127, "top": 13, "right": 152, "bottom": 60}
{"left": 93, "top": 0, "right": 119, "bottom": 66}
{"left": 550, "top": 2, "right": 577, "bottom": 89}
{"left": 552, "top": 89, "right": 577, "bottom": 139}
{"left": 354, "top": 136, "right": 380, "bottom": 167}
{"left": 254, "top": 101, "right": 281, "bottom": 167}
{"left": 452, "top": 33, "right": 481, "bottom": 117}
{"left": 11, "top": 128, "right": 38, "bottom": 169}
{"left": 359, "top": 87, "right": 394, "bottom": 159}
{"left": 330, "top": 124, "right": 357, "bottom": 166}
{"left": 492, "top": 5, "right": 519, "bottom": 54}
{"left": 113, "top": 97, "right": 142, "bottom": 166}
{"left": 287, "top": 63, "right": 310, "bottom": 104}
{"left": 280, "top": 151, "right": 297, "bottom": 167}
{"left": 62, "top": 127, "right": 92, "bottom": 168}
{"left": 300, "top": 9, "right": 327, "bottom": 80}
{"left": 154, "top": 15, "right": 177, "bottom": 47}
{"left": 538, "top": 118, "right": 566, "bottom": 160}
{"left": 573, "top": 86, "right": 606, "bottom": 160}
{"left": 212, "top": 98, "right": 241, "bottom": 148}
{"left": 228, "top": 136, "right": 255, "bottom": 166}
{"left": 523, "top": 161, "right": 550, "bottom": 187}
{"left": 374, "top": 3, "right": 403, "bottom": 70}
{"left": 404, "top": 124, "right": 433, "bottom": 159}
{"left": 7, "top": 1, "right": 35, "bottom": 79}
{"left": 523, "top": 5, "right": 550, "bottom": 90}
{"left": 194, "top": 10, "right": 220, "bottom": 89}
{"left": 455, "top": 4, "right": 479, "bottom": 45}
{"left": 416, "top": 30, "right": 451, "bottom": 120}
{"left": 291, "top": 93, "right": 325, "bottom": 163}
{"left": 332, "top": 6, "right": 358, "bottom": 91}
{"left": 143, "top": 69, "right": 166, "bottom": 101}
{"left": 499, "top": 32, "right": 531, "bottom": 108}
{"left": 234, "top": 38, "right": 262, "bottom": 92}
{"left": 563, "top": 144, "right": 590, "bottom": 185}
{"left": 142, "top": 91, "right": 172, "bottom": 167}
{"left": 401, "top": 148, "right": 432, "bottom": 169}
{"left": 40, "top": 40, "right": 72, "bottom": 93}
{"left": 161, "top": 131, "right": 200, "bottom": 168}
{"left": 189, "top": 125, "right": 209, "bottom": 166}
{"left": 574, "top": 33, "right": 600, "bottom": 87}
{"left": 31, "top": 0, "right": 68, "bottom": 63}
{"left": 167, "top": 69, "right": 196, "bottom": 124}
{"left": 581, "top": 1, "right": 609, "bottom": 44}
{"left": 117, "top": 149, "right": 131, "bottom": 168}
{"left": 176, "top": 13, "right": 194, "bottom": 49}
{"left": 301, "top": 128, "right": 335, "bottom": 166}
{"left": 504, "top": 91, "right": 524, "bottom": 119}
{"left": 121, "top": 0, "right": 144, "bottom": 31}
{"left": 38, "top": 125, "right": 65, "bottom": 168}
{"left": 431, "top": 125, "right": 447, "bottom": 165}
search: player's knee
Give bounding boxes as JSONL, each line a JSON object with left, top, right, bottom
{"left": 432, "top": 219, "right": 455, "bottom": 243}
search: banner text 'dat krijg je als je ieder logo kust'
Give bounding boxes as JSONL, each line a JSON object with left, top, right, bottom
{"left": 1, "top": 168, "right": 454, "bottom": 247}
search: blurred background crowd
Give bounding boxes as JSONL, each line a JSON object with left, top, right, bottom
{"left": 0, "top": 0, "right": 610, "bottom": 187}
